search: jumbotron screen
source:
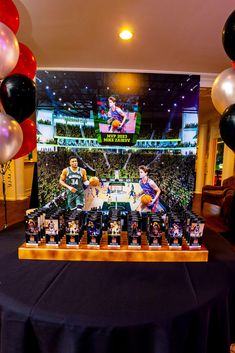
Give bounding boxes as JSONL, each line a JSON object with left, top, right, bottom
{"left": 94, "top": 95, "right": 141, "bottom": 146}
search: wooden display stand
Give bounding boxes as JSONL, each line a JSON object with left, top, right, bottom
{"left": 18, "top": 232, "right": 208, "bottom": 262}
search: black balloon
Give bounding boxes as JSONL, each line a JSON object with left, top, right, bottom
{"left": 222, "top": 10, "right": 235, "bottom": 61}
{"left": 0, "top": 74, "right": 36, "bottom": 123}
{"left": 220, "top": 104, "right": 235, "bottom": 152}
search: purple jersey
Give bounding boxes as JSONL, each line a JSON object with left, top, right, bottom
{"left": 110, "top": 107, "right": 123, "bottom": 123}
{"left": 109, "top": 107, "right": 126, "bottom": 132}
{"left": 139, "top": 177, "right": 158, "bottom": 212}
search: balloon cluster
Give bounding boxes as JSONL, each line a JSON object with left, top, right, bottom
{"left": 0, "top": 0, "right": 37, "bottom": 164}
{"left": 211, "top": 10, "right": 235, "bottom": 152}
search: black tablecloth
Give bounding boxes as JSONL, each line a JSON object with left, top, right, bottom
{"left": 0, "top": 223, "right": 235, "bottom": 353}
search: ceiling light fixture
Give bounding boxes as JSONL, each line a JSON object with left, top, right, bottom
{"left": 119, "top": 30, "right": 133, "bottom": 40}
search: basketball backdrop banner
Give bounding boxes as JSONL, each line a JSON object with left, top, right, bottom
{"left": 36, "top": 71, "right": 200, "bottom": 213}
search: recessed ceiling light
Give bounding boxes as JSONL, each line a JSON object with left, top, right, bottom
{"left": 119, "top": 30, "right": 133, "bottom": 40}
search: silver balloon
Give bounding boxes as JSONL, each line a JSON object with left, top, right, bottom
{"left": 211, "top": 67, "right": 235, "bottom": 114}
{"left": 0, "top": 113, "right": 23, "bottom": 164}
{"left": 0, "top": 22, "right": 19, "bottom": 80}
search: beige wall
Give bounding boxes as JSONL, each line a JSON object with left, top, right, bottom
{"left": 195, "top": 88, "right": 235, "bottom": 192}
{"left": 0, "top": 149, "right": 37, "bottom": 201}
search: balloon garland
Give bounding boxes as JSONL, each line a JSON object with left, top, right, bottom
{"left": 0, "top": 0, "right": 37, "bottom": 163}
{"left": 0, "top": 0, "right": 37, "bottom": 229}
{"left": 212, "top": 10, "right": 235, "bottom": 152}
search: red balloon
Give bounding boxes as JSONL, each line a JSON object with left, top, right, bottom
{"left": 0, "top": 0, "right": 20, "bottom": 34}
{"left": 13, "top": 118, "right": 37, "bottom": 159}
{"left": 9, "top": 42, "right": 37, "bottom": 79}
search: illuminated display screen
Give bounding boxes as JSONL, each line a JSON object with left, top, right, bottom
{"left": 94, "top": 95, "right": 141, "bottom": 146}
{"left": 36, "top": 70, "right": 200, "bottom": 212}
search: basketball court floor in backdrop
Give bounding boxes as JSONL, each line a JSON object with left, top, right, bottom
{"left": 84, "top": 181, "right": 165, "bottom": 212}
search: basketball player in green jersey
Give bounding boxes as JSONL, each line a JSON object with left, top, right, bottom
{"left": 59, "top": 156, "right": 89, "bottom": 210}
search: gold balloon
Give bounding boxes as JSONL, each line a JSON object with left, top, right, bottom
{"left": 211, "top": 67, "right": 235, "bottom": 114}
{"left": 0, "top": 113, "right": 23, "bottom": 164}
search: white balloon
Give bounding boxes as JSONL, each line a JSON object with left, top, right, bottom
{"left": 0, "top": 113, "right": 23, "bottom": 164}
{"left": 211, "top": 67, "right": 235, "bottom": 114}
{"left": 0, "top": 21, "right": 19, "bottom": 80}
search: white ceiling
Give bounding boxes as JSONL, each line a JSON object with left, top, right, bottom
{"left": 14, "top": 0, "right": 235, "bottom": 82}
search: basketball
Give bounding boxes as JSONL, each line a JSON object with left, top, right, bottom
{"left": 141, "top": 194, "right": 152, "bottom": 205}
{"left": 112, "top": 120, "right": 121, "bottom": 129}
{"left": 89, "top": 176, "right": 99, "bottom": 187}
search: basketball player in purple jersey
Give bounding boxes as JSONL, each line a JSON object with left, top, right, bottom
{"left": 107, "top": 96, "right": 127, "bottom": 133}
{"left": 136, "top": 165, "right": 161, "bottom": 212}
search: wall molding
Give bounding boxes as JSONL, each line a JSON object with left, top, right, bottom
{"left": 38, "top": 67, "right": 218, "bottom": 88}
